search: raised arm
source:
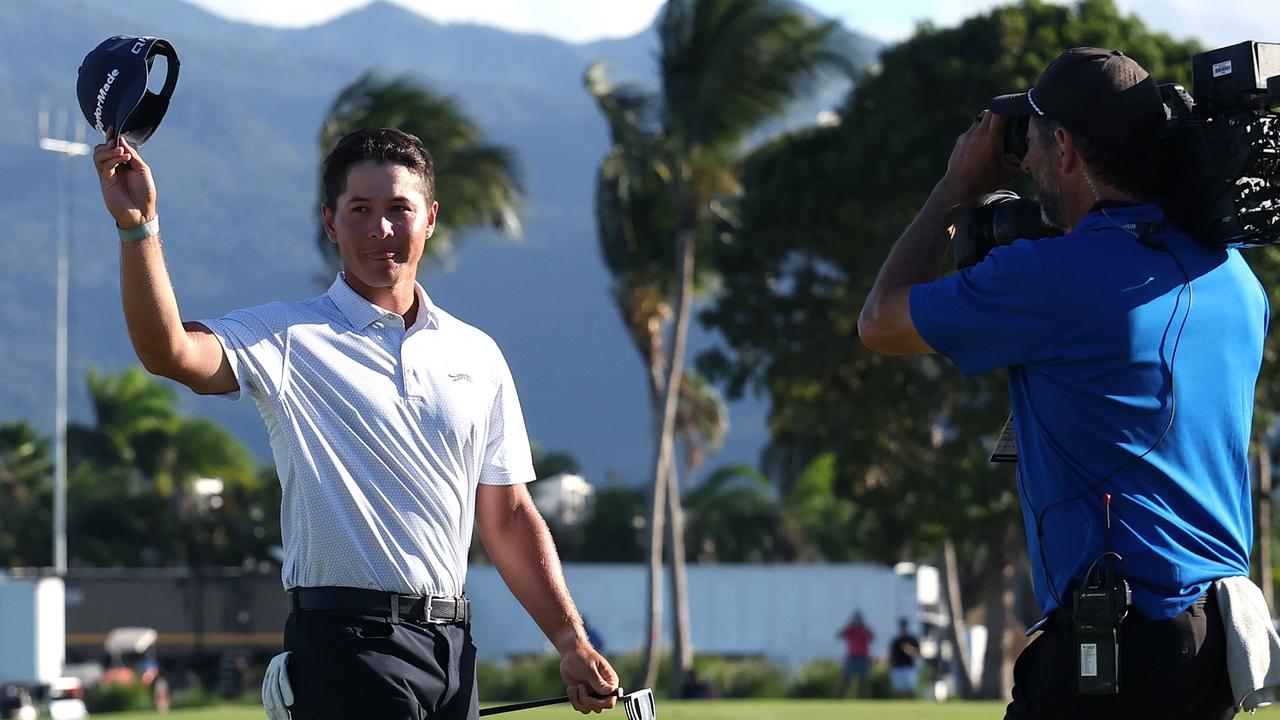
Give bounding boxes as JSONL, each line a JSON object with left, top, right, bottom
{"left": 858, "top": 110, "right": 1022, "bottom": 354}
{"left": 92, "top": 131, "right": 236, "bottom": 394}
{"left": 476, "top": 483, "right": 618, "bottom": 714}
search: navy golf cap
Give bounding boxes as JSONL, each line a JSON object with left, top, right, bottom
{"left": 76, "top": 36, "right": 180, "bottom": 145}
{"left": 991, "top": 47, "right": 1166, "bottom": 147}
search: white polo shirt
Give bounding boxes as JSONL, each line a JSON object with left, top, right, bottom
{"left": 199, "top": 273, "right": 536, "bottom": 596}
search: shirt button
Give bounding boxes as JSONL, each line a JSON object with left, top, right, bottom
{"left": 372, "top": 322, "right": 383, "bottom": 329}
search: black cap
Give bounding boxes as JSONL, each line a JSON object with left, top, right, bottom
{"left": 991, "top": 47, "right": 1165, "bottom": 147}
{"left": 76, "top": 36, "right": 180, "bottom": 145}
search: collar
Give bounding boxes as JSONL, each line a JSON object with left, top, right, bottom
{"left": 1074, "top": 202, "right": 1164, "bottom": 234}
{"left": 326, "top": 273, "right": 440, "bottom": 331}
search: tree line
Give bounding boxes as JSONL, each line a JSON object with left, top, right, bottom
{"left": 0, "top": 369, "right": 856, "bottom": 570}
{"left": 0, "top": 368, "right": 280, "bottom": 570}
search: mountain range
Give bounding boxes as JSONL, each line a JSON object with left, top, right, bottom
{"left": 0, "top": 0, "right": 879, "bottom": 486}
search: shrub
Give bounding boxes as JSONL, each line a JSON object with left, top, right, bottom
{"left": 698, "top": 655, "right": 784, "bottom": 698}
{"left": 865, "top": 661, "right": 892, "bottom": 699}
{"left": 606, "top": 651, "right": 673, "bottom": 697}
{"left": 477, "top": 654, "right": 563, "bottom": 701}
{"left": 170, "top": 684, "right": 224, "bottom": 709}
{"left": 785, "top": 659, "right": 842, "bottom": 698}
{"left": 475, "top": 651, "right": 895, "bottom": 701}
{"left": 85, "top": 681, "right": 153, "bottom": 713}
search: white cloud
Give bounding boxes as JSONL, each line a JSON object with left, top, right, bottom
{"left": 187, "top": 0, "right": 371, "bottom": 28}
{"left": 184, "top": 0, "right": 665, "bottom": 41}
{"left": 396, "top": 0, "right": 666, "bottom": 42}
{"left": 183, "top": 0, "right": 1272, "bottom": 50}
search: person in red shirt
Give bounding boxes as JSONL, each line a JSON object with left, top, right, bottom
{"left": 837, "top": 611, "right": 874, "bottom": 698}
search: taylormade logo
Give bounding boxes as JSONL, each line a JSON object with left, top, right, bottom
{"left": 93, "top": 68, "right": 119, "bottom": 133}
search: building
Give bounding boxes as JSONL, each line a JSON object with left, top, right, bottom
{"left": 529, "top": 472, "right": 594, "bottom": 526}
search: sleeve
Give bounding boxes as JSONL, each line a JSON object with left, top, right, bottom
{"left": 909, "top": 240, "right": 1059, "bottom": 377}
{"left": 479, "top": 346, "right": 537, "bottom": 486}
{"left": 195, "top": 303, "right": 289, "bottom": 401}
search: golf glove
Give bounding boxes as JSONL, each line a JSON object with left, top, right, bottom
{"left": 262, "top": 651, "right": 294, "bottom": 720}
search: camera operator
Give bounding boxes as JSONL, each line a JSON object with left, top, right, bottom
{"left": 859, "top": 47, "right": 1269, "bottom": 719}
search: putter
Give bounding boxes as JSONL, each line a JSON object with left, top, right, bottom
{"left": 479, "top": 687, "right": 656, "bottom": 718}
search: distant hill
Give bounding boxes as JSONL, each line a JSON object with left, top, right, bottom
{"left": 0, "top": 0, "right": 878, "bottom": 486}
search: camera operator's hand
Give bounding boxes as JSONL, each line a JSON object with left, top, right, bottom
{"left": 940, "top": 110, "right": 1024, "bottom": 204}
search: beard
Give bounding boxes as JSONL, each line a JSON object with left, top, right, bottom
{"left": 1034, "top": 167, "right": 1068, "bottom": 228}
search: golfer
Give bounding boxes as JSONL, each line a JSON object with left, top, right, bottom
{"left": 92, "top": 126, "right": 619, "bottom": 719}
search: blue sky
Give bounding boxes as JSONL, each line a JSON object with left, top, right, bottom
{"left": 183, "top": 0, "right": 1270, "bottom": 50}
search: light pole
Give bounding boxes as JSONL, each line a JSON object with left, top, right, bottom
{"left": 38, "top": 108, "right": 89, "bottom": 576}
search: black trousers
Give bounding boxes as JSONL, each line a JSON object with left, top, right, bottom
{"left": 1005, "top": 591, "right": 1234, "bottom": 720}
{"left": 284, "top": 610, "right": 478, "bottom": 720}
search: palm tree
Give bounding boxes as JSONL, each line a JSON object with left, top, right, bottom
{"left": 0, "top": 421, "right": 53, "bottom": 567}
{"left": 586, "top": 63, "right": 684, "bottom": 690}
{"left": 676, "top": 373, "right": 728, "bottom": 473}
{"left": 588, "top": 0, "right": 841, "bottom": 691}
{"left": 67, "top": 369, "right": 265, "bottom": 567}
{"left": 667, "top": 371, "right": 727, "bottom": 688}
{"left": 0, "top": 422, "right": 53, "bottom": 490}
{"left": 315, "top": 72, "right": 523, "bottom": 272}
{"left": 683, "top": 463, "right": 797, "bottom": 562}
{"left": 79, "top": 367, "right": 181, "bottom": 474}
{"left": 586, "top": 63, "right": 677, "bottom": 401}
{"left": 587, "top": 62, "right": 716, "bottom": 695}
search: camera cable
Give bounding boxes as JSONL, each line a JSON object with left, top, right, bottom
{"left": 1017, "top": 210, "right": 1193, "bottom": 616}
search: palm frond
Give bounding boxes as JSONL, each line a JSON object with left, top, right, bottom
{"left": 659, "top": 0, "right": 842, "bottom": 149}
{"left": 584, "top": 63, "right": 663, "bottom": 144}
{"left": 315, "top": 72, "right": 522, "bottom": 273}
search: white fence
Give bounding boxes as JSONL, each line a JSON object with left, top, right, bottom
{"left": 466, "top": 563, "right": 920, "bottom": 669}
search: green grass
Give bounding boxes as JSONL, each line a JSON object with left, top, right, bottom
{"left": 99, "top": 699, "right": 1280, "bottom": 720}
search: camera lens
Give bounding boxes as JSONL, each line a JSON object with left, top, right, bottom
{"left": 954, "top": 191, "right": 1061, "bottom": 269}
{"left": 1003, "top": 115, "right": 1030, "bottom": 164}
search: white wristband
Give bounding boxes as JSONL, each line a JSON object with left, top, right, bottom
{"left": 118, "top": 215, "right": 159, "bottom": 243}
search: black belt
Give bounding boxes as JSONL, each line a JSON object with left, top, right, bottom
{"left": 289, "top": 586, "right": 470, "bottom": 625}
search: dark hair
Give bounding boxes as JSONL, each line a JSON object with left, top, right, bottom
{"left": 321, "top": 127, "right": 435, "bottom": 209}
{"left": 1034, "top": 116, "right": 1163, "bottom": 202}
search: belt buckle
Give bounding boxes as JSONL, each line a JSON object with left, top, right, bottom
{"left": 425, "top": 593, "right": 444, "bottom": 624}
{"left": 423, "top": 594, "right": 464, "bottom": 624}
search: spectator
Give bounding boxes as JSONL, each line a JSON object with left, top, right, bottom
{"left": 837, "top": 611, "right": 874, "bottom": 698}
{"left": 888, "top": 618, "right": 921, "bottom": 699}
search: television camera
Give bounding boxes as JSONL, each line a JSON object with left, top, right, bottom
{"left": 956, "top": 41, "right": 1280, "bottom": 268}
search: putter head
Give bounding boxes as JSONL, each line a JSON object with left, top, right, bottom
{"left": 619, "top": 688, "right": 656, "bottom": 720}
